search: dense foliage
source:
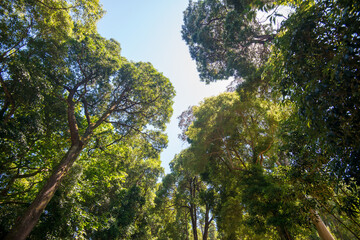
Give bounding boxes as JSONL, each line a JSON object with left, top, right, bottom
{"left": 1, "top": 0, "right": 359, "bottom": 239}
{"left": 172, "top": 0, "right": 360, "bottom": 239}
{"left": 0, "top": 1, "right": 174, "bottom": 239}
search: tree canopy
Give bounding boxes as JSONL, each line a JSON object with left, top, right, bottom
{"left": 1, "top": 1, "right": 175, "bottom": 239}
{"left": 1, "top": 0, "right": 360, "bottom": 239}
{"left": 178, "top": 0, "right": 360, "bottom": 239}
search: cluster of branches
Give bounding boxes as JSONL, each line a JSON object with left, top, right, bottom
{"left": 160, "top": 0, "right": 360, "bottom": 239}
{"left": 0, "top": 1, "right": 175, "bottom": 239}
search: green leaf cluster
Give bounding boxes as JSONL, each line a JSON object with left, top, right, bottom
{"left": 181, "top": 0, "right": 360, "bottom": 238}
{"left": 0, "top": 1, "right": 175, "bottom": 239}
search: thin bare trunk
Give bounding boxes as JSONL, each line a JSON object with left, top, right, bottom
{"left": 310, "top": 209, "right": 335, "bottom": 240}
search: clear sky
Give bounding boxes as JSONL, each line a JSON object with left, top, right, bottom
{"left": 97, "top": 0, "right": 230, "bottom": 174}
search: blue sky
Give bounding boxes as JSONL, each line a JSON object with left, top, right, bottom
{"left": 97, "top": 0, "right": 230, "bottom": 174}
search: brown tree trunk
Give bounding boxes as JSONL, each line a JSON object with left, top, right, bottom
{"left": 4, "top": 92, "right": 88, "bottom": 240}
{"left": 276, "top": 226, "right": 294, "bottom": 240}
{"left": 310, "top": 209, "right": 335, "bottom": 240}
{"left": 4, "top": 143, "right": 84, "bottom": 240}
{"left": 202, "top": 205, "right": 212, "bottom": 240}
{"left": 190, "top": 202, "right": 198, "bottom": 240}
{"left": 189, "top": 178, "right": 198, "bottom": 240}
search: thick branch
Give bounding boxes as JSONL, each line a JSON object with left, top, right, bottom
{"left": 4, "top": 143, "right": 84, "bottom": 240}
{"left": 251, "top": 34, "right": 276, "bottom": 44}
{"left": 66, "top": 92, "right": 80, "bottom": 144}
{"left": 231, "top": 146, "right": 247, "bottom": 169}
{"left": 201, "top": 16, "right": 226, "bottom": 26}
{"left": 257, "top": 140, "right": 273, "bottom": 165}
{"left": 92, "top": 86, "right": 131, "bottom": 131}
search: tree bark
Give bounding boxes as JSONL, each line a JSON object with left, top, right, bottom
{"left": 189, "top": 178, "right": 198, "bottom": 240}
{"left": 202, "top": 205, "right": 212, "bottom": 240}
{"left": 310, "top": 209, "right": 335, "bottom": 240}
{"left": 276, "top": 226, "right": 294, "bottom": 240}
{"left": 189, "top": 203, "right": 198, "bottom": 240}
{"left": 3, "top": 86, "right": 115, "bottom": 239}
{"left": 4, "top": 143, "right": 84, "bottom": 240}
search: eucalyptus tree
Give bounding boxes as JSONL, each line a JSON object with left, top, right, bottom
{"left": 0, "top": 1, "right": 176, "bottom": 239}
{"left": 1, "top": 0, "right": 101, "bottom": 237}
{"left": 2, "top": 32, "right": 174, "bottom": 239}
{"left": 0, "top": 0, "right": 103, "bottom": 201}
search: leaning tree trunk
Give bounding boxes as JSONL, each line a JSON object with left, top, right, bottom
{"left": 4, "top": 143, "right": 84, "bottom": 240}
{"left": 310, "top": 209, "right": 335, "bottom": 240}
{"left": 4, "top": 95, "right": 90, "bottom": 240}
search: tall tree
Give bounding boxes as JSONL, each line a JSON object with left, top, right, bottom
{"left": 154, "top": 171, "right": 192, "bottom": 240}
{"left": 0, "top": 0, "right": 104, "bottom": 223}
{"left": 171, "top": 150, "right": 216, "bottom": 240}
{"left": 3, "top": 33, "right": 175, "bottom": 239}
{"left": 265, "top": 1, "right": 360, "bottom": 237}
{"left": 181, "top": 0, "right": 358, "bottom": 238}
{"left": 154, "top": 149, "right": 216, "bottom": 240}
{"left": 267, "top": 0, "right": 360, "bottom": 184}
{"left": 182, "top": 0, "right": 280, "bottom": 83}
{"left": 183, "top": 92, "right": 336, "bottom": 239}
